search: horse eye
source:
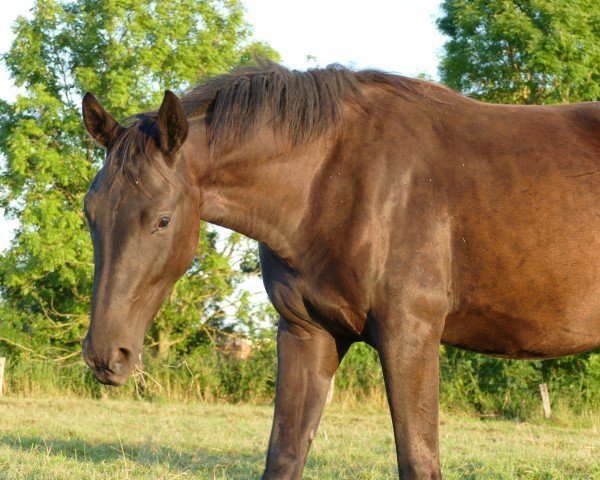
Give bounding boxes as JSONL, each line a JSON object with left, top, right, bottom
{"left": 156, "top": 216, "right": 171, "bottom": 229}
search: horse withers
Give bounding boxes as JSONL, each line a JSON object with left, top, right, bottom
{"left": 81, "top": 64, "right": 600, "bottom": 479}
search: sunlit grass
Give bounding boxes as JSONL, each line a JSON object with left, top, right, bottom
{"left": 0, "top": 397, "right": 598, "bottom": 479}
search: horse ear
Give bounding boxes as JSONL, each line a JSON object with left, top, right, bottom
{"left": 157, "top": 90, "right": 188, "bottom": 159}
{"left": 82, "top": 92, "right": 123, "bottom": 148}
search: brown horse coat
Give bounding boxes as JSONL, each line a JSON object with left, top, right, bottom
{"left": 82, "top": 64, "right": 600, "bottom": 479}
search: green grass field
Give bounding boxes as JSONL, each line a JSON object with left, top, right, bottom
{"left": 0, "top": 397, "right": 598, "bottom": 479}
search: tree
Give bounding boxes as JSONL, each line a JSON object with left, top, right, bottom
{"left": 437, "top": 0, "right": 600, "bottom": 104}
{"left": 0, "top": 0, "right": 278, "bottom": 361}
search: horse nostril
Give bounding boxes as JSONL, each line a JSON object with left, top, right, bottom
{"left": 118, "top": 347, "right": 132, "bottom": 362}
{"left": 110, "top": 347, "right": 133, "bottom": 374}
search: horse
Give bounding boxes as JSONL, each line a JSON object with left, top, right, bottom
{"left": 81, "top": 63, "right": 600, "bottom": 479}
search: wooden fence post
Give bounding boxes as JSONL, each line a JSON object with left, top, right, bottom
{"left": 0, "top": 357, "right": 5, "bottom": 397}
{"left": 539, "top": 383, "right": 551, "bottom": 419}
{"left": 325, "top": 374, "right": 335, "bottom": 406}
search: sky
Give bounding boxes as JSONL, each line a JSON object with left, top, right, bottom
{"left": 0, "top": 0, "right": 447, "bottom": 250}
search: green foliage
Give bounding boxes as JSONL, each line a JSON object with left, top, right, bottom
{"left": 335, "top": 343, "right": 385, "bottom": 404}
{"left": 438, "top": 0, "right": 600, "bottom": 103}
{"left": 1, "top": 341, "right": 279, "bottom": 403}
{"left": 439, "top": 347, "right": 600, "bottom": 417}
{"left": 3, "top": 338, "right": 598, "bottom": 418}
{"left": 0, "top": 0, "right": 279, "bottom": 360}
{"left": 442, "top": 347, "right": 537, "bottom": 417}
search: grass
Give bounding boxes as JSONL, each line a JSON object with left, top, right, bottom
{"left": 0, "top": 397, "right": 598, "bottom": 479}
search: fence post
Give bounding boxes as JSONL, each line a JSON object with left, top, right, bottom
{"left": 539, "top": 383, "right": 551, "bottom": 419}
{"left": 0, "top": 357, "right": 5, "bottom": 397}
{"left": 325, "top": 374, "right": 335, "bottom": 406}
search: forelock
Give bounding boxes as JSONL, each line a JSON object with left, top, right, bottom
{"left": 106, "top": 115, "right": 168, "bottom": 187}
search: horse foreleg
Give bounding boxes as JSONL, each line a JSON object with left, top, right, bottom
{"left": 262, "top": 317, "right": 348, "bottom": 480}
{"left": 372, "top": 312, "right": 443, "bottom": 479}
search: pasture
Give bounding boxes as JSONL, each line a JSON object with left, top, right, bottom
{"left": 0, "top": 397, "right": 598, "bottom": 479}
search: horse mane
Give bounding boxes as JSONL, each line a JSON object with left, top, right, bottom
{"left": 181, "top": 62, "right": 434, "bottom": 153}
{"left": 108, "top": 62, "right": 443, "bottom": 184}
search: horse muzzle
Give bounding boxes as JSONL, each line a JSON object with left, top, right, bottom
{"left": 82, "top": 334, "right": 139, "bottom": 386}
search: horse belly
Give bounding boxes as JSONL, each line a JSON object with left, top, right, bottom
{"left": 444, "top": 225, "right": 600, "bottom": 359}
{"left": 441, "top": 305, "right": 600, "bottom": 359}
{"left": 445, "top": 217, "right": 600, "bottom": 358}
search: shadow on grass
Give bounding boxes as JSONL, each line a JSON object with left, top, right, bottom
{"left": 0, "top": 434, "right": 265, "bottom": 477}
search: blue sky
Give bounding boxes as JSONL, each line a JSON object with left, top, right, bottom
{"left": 0, "top": 1, "right": 447, "bottom": 249}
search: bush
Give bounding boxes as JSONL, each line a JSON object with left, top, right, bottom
{"left": 1, "top": 332, "right": 598, "bottom": 419}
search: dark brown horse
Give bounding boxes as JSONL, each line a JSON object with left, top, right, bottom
{"left": 81, "top": 64, "right": 600, "bottom": 479}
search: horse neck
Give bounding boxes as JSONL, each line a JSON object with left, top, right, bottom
{"left": 185, "top": 120, "right": 331, "bottom": 262}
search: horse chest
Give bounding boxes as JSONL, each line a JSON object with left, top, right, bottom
{"left": 259, "top": 244, "right": 366, "bottom": 337}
